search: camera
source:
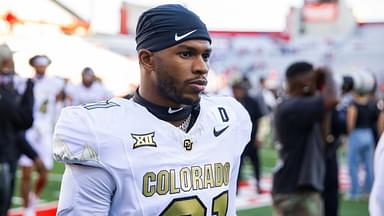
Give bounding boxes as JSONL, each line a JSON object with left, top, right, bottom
{"left": 339, "top": 69, "right": 376, "bottom": 95}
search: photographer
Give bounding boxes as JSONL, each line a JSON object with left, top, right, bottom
{"left": 272, "top": 61, "right": 338, "bottom": 216}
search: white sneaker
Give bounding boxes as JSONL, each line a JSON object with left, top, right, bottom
{"left": 28, "top": 192, "right": 37, "bottom": 208}
{"left": 24, "top": 207, "right": 36, "bottom": 216}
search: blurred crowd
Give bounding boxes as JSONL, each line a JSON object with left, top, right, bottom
{"left": 227, "top": 61, "right": 384, "bottom": 216}
{"left": 1, "top": 36, "right": 384, "bottom": 216}
{"left": 0, "top": 43, "right": 112, "bottom": 216}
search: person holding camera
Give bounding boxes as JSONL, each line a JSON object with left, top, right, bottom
{"left": 346, "top": 73, "right": 378, "bottom": 200}
{"left": 272, "top": 61, "right": 338, "bottom": 216}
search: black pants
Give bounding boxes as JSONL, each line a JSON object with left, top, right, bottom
{"left": 237, "top": 142, "right": 261, "bottom": 190}
{"left": 0, "top": 163, "right": 12, "bottom": 216}
{"left": 5, "top": 161, "right": 18, "bottom": 214}
{"left": 322, "top": 151, "right": 339, "bottom": 216}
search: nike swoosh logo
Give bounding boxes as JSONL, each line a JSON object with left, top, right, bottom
{"left": 168, "top": 107, "right": 183, "bottom": 114}
{"left": 213, "top": 125, "right": 229, "bottom": 137}
{"left": 175, "top": 29, "right": 197, "bottom": 41}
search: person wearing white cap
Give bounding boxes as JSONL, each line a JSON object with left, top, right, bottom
{"left": 19, "top": 55, "right": 65, "bottom": 216}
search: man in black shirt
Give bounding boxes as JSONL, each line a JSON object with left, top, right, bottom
{"left": 272, "top": 62, "right": 338, "bottom": 216}
{"left": 0, "top": 44, "right": 46, "bottom": 216}
{"left": 232, "top": 78, "right": 264, "bottom": 194}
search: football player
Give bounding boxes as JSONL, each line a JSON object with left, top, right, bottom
{"left": 370, "top": 133, "right": 384, "bottom": 215}
{"left": 66, "top": 67, "right": 112, "bottom": 106}
{"left": 53, "top": 4, "right": 252, "bottom": 215}
{"left": 19, "top": 55, "right": 65, "bottom": 216}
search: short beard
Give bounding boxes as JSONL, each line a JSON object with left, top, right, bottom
{"left": 156, "top": 71, "right": 198, "bottom": 105}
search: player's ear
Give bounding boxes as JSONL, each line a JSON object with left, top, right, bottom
{"left": 138, "top": 49, "right": 154, "bottom": 72}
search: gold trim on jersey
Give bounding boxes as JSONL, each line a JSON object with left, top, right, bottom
{"left": 142, "top": 162, "right": 231, "bottom": 197}
{"left": 132, "top": 132, "right": 157, "bottom": 149}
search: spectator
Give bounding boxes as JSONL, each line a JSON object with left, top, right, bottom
{"left": 272, "top": 62, "right": 338, "bottom": 216}
{"left": 255, "top": 76, "right": 278, "bottom": 149}
{"left": 258, "top": 76, "right": 277, "bottom": 114}
{"left": 346, "top": 82, "right": 377, "bottom": 200}
{"left": 321, "top": 81, "right": 354, "bottom": 216}
{"left": 232, "top": 78, "right": 264, "bottom": 194}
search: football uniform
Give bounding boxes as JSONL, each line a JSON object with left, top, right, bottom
{"left": 370, "top": 134, "right": 384, "bottom": 216}
{"left": 19, "top": 76, "right": 65, "bottom": 169}
{"left": 66, "top": 82, "right": 112, "bottom": 106}
{"left": 53, "top": 95, "right": 251, "bottom": 215}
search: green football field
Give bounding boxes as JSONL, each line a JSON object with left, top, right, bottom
{"left": 12, "top": 147, "right": 369, "bottom": 215}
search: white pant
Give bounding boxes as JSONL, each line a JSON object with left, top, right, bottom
{"left": 19, "top": 127, "right": 53, "bottom": 170}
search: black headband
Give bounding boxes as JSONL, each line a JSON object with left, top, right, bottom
{"left": 135, "top": 4, "right": 211, "bottom": 52}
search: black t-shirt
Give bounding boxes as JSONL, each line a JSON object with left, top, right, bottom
{"left": 272, "top": 95, "right": 325, "bottom": 194}
{"left": 353, "top": 100, "right": 378, "bottom": 129}
{"left": 239, "top": 95, "right": 264, "bottom": 144}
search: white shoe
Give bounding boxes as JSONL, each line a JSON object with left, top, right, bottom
{"left": 24, "top": 207, "right": 36, "bottom": 216}
{"left": 28, "top": 192, "right": 37, "bottom": 208}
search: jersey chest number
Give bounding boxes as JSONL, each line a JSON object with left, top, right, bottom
{"left": 160, "top": 191, "right": 228, "bottom": 216}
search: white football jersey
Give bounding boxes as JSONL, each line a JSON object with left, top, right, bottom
{"left": 31, "top": 76, "right": 65, "bottom": 134}
{"left": 19, "top": 75, "right": 65, "bottom": 169}
{"left": 53, "top": 95, "right": 252, "bottom": 216}
{"left": 370, "top": 134, "right": 384, "bottom": 216}
{"left": 66, "top": 82, "right": 112, "bottom": 106}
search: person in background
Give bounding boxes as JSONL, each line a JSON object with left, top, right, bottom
{"left": 66, "top": 67, "right": 112, "bottom": 105}
{"left": 232, "top": 78, "right": 264, "bottom": 194}
{"left": 321, "top": 75, "right": 355, "bottom": 216}
{"left": 258, "top": 76, "right": 277, "bottom": 114}
{"left": 18, "top": 55, "right": 64, "bottom": 216}
{"left": 255, "top": 76, "right": 278, "bottom": 149}
{"left": 0, "top": 44, "right": 46, "bottom": 216}
{"left": 272, "top": 62, "right": 338, "bottom": 216}
{"left": 346, "top": 80, "right": 377, "bottom": 200}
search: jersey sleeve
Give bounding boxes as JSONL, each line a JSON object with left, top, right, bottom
{"left": 53, "top": 106, "right": 101, "bottom": 167}
{"left": 57, "top": 164, "right": 115, "bottom": 216}
{"left": 369, "top": 135, "right": 384, "bottom": 216}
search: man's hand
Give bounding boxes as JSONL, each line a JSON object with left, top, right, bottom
{"left": 316, "top": 66, "right": 339, "bottom": 111}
